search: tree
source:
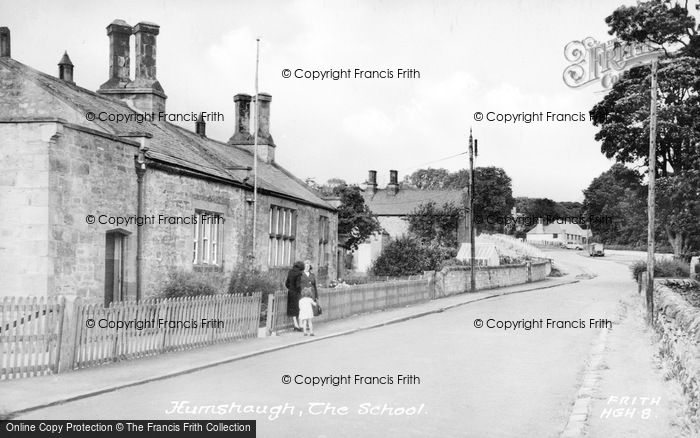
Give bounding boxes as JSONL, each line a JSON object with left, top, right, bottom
{"left": 589, "top": 0, "right": 700, "bottom": 257}
{"left": 514, "top": 197, "right": 560, "bottom": 223}
{"left": 582, "top": 164, "right": 647, "bottom": 245}
{"left": 405, "top": 201, "right": 461, "bottom": 248}
{"left": 402, "top": 168, "right": 450, "bottom": 189}
{"left": 656, "top": 170, "right": 700, "bottom": 258}
{"left": 605, "top": 1, "right": 700, "bottom": 58}
{"left": 405, "top": 166, "right": 515, "bottom": 233}
{"left": 306, "top": 178, "right": 347, "bottom": 197}
{"left": 333, "top": 184, "right": 382, "bottom": 250}
{"left": 589, "top": 58, "right": 700, "bottom": 177}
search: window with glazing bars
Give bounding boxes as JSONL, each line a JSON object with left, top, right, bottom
{"left": 193, "top": 210, "right": 223, "bottom": 265}
{"left": 268, "top": 206, "right": 296, "bottom": 266}
{"left": 318, "top": 215, "right": 330, "bottom": 267}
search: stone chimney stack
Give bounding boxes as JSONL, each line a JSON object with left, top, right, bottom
{"left": 195, "top": 112, "right": 206, "bottom": 137}
{"left": 99, "top": 20, "right": 132, "bottom": 89}
{"left": 228, "top": 94, "right": 253, "bottom": 144}
{"left": 0, "top": 27, "right": 10, "bottom": 58}
{"left": 98, "top": 20, "right": 167, "bottom": 113}
{"left": 387, "top": 170, "right": 399, "bottom": 196}
{"left": 128, "top": 22, "right": 166, "bottom": 112}
{"left": 256, "top": 93, "right": 274, "bottom": 145}
{"left": 132, "top": 22, "right": 159, "bottom": 88}
{"left": 367, "top": 170, "right": 378, "bottom": 194}
{"left": 58, "top": 51, "right": 74, "bottom": 84}
{"left": 229, "top": 93, "right": 275, "bottom": 164}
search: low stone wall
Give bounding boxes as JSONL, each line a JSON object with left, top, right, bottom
{"left": 652, "top": 279, "right": 700, "bottom": 423}
{"left": 434, "top": 260, "right": 551, "bottom": 298}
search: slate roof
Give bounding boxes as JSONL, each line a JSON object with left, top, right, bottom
{"left": 363, "top": 187, "right": 466, "bottom": 216}
{"left": 0, "top": 57, "right": 334, "bottom": 211}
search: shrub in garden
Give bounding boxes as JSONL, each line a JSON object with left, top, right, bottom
{"left": 371, "top": 236, "right": 450, "bottom": 276}
{"left": 227, "top": 265, "right": 280, "bottom": 327}
{"left": 159, "top": 269, "right": 226, "bottom": 298}
{"left": 630, "top": 258, "right": 689, "bottom": 280}
{"left": 227, "top": 265, "right": 279, "bottom": 296}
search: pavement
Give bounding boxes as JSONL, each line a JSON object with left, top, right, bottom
{"left": 0, "top": 275, "right": 578, "bottom": 419}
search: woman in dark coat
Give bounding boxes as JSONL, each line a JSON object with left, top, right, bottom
{"left": 285, "top": 261, "right": 305, "bottom": 331}
{"left": 300, "top": 260, "right": 319, "bottom": 300}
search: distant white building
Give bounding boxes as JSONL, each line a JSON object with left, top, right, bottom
{"left": 526, "top": 219, "right": 592, "bottom": 246}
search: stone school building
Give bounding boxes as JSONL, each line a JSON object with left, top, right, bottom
{"left": 0, "top": 21, "right": 338, "bottom": 301}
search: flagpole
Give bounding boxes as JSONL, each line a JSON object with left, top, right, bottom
{"left": 252, "top": 38, "right": 260, "bottom": 267}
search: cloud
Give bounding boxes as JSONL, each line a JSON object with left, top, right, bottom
{"left": 342, "top": 107, "right": 396, "bottom": 144}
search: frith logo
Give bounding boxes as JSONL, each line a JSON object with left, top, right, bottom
{"left": 563, "top": 37, "right": 661, "bottom": 89}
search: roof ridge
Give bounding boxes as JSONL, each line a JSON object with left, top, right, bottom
{"left": 1, "top": 57, "right": 134, "bottom": 113}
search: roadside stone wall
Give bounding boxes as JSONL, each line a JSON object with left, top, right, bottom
{"left": 434, "top": 260, "right": 550, "bottom": 298}
{"left": 652, "top": 280, "right": 700, "bottom": 424}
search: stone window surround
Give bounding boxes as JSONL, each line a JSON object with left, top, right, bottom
{"left": 192, "top": 200, "right": 226, "bottom": 268}
{"left": 268, "top": 205, "right": 297, "bottom": 267}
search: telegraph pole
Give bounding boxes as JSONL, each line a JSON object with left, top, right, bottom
{"left": 469, "top": 129, "right": 476, "bottom": 292}
{"left": 646, "top": 58, "right": 658, "bottom": 323}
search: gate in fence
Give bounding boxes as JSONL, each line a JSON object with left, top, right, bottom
{"left": 0, "top": 296, "right": 65, "bottom": 380}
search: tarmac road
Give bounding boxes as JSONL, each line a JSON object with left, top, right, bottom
{"left": 18, "top": 250, "right": 685, "bottom": 437}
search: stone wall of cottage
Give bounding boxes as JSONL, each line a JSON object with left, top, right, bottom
{"left": 0, "top": 123, "right": 53, "bottom": 297}
{"left": 49, "top": 126, "right": 140, "bottom": 300}
{"left": 0, "top": 122, "right": 337, "bottom": 299}
{"left": 142, "top": 167, "right": 338, "bottom": 295}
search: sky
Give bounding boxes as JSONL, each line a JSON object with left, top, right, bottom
{"left": 1, "top": 0, "right": 643, "bottom": 201}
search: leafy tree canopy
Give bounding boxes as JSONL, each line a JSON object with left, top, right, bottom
{"left": 406, "top": 201, "right": 461, "bottom": 248}
{"left": 582, "top": 164, "right": 647, "bottom": 245}
{"left": 403, "top": 166, "right": 514, "bottom": 233}
{"left": 333, "top": 184, "right": 382, "bottom": 250}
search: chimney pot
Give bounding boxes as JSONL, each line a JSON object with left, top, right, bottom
{"left": 387, "top": 170, "right": 399, "bottom": 195}
{"left": 255, "top": 93, "right": 274, "bottom": 145}
{"left": 100, "top": 20, "right": 132, "bottom": 89}
{"left": 58, "top": 51, "right": 75, "bottom": 84}
{"left": 389, "top": 170, "right": 398, "bottom": 185}
{"left": 367, "top": 170, "right": 378, "bottom": 194}
{"left": 195, "top": 112, "right": 206, "bottom": 137}
{"left": 229, "top": 94, "right": 253, "bottom": 144}
{"left": 132, "top": 22, "right": 161, "bottom": 87}
{"left": 0, "top": 27, "right": 10, "bottom": 58}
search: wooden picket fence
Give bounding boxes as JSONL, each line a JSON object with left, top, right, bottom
{"left": 0, "top": 296, "right": 65, "bottom": 380}
{"left": 266, "top": 278, "right": 432, "bottom": 333}
{"left": 73, "top": 293, "right": 261, "bottom": 370}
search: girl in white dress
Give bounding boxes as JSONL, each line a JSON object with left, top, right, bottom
{"left": 298, "top": 288, "right": 316, "bottom": 336}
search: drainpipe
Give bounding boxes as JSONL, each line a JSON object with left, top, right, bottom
{"left": 131, "top": 136, "right": 150, "bottom": 302}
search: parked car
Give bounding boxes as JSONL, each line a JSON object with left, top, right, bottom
{"left": 565, "top": 242, "right": 583, "bottom": 250}
{"left": 588, "top": 243, "right": 605, "bottom": 257}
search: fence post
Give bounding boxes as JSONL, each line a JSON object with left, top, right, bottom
{"left": 57, "top": 296, "right": 78, "bottom": 373}
{"left": 423, "top": 271, "right": 436, "bottom": 300}
{"left": 526, "top": 261, "right": 532, "bottom": 283}
{"left": 265, "top": 293, "right": 275, "bottom": 336}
